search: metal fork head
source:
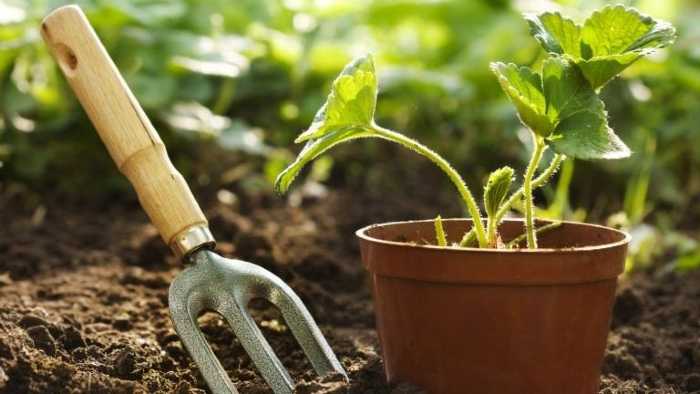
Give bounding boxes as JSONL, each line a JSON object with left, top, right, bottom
{"left": 168, "top": 249, "right": 346, "bottom": 394}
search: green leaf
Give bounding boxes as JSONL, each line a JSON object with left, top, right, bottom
{"left": 489, "top": 62, "right": 554, "bottom": 137}
{"left": 275, "top": 54, "right": 379, "bottom": 194}
{"left": 483, "top": 166, "right": 514, "bottom": 218}
{"left": 542, "top": 56, "right": 630, "bottom": 159}
{"left": 542, "top": 55, "right": 601, "bottom": 122}
{"left": 295, "top": 54, "right": 378, "bottom": 143}
{"left": 526, "top": 5, "right": 676, "bottom": 89}
{"left": 492, "top": 55, "right": 630, "bottom": 159}
{"left": 526, "top": 12, "right": 581, "bottom": 57}
{"left": 575, "top": 53, "right": 640, "bottom": 91}
{"left": 580, "top": 6, "right": 674, "bottom": 57}
{"left": 548, "top": 111, "right": 630, "bottom": 159}
{"left": 274, "top": 127, "right": 374, "bottom": 194}
{"left": 434, "top": 215, "right": 448, "bottom": 247}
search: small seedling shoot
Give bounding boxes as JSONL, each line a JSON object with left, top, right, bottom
{"left": 275, "top": 5, "right": 676, "bottom": 249}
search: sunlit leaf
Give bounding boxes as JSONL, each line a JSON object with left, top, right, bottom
{"left": 168, "top": 34, "right": 252, "bottom": 78}
{"left": 526, "top": 5, "right": 676, "bottom": 89}
{"left": 295, "top": 54, "right": 377, "bottom": 143}
{"left": 172, "top": 56, "right": 244, "bottom": 78}
{"left": 542, "top": 55, "right": 601, "bottom": 122}
{"left": 489, "top": 62, "right": 553, "bottom": 137}
{"left": 492, "top": 56, "right": 630, "bottom": 159}
{"left": 275, "top": 54, "right": 379, "bottom": 194}
{"left": 543, "top": 56, "right": 630, "bottom": 159}
{"left": 162, "top": 102, "right": 226, "bottom": 135}
{"left": 217, "top": 121, "right": 270, "bottom": 156}
{"left": 581, "top": 6, "right": 675, "bottom": 56}
{"left": 162, "top": 102, "right": 269, "bottom": 155}
{"left": 526, "top": 12, "right": 581, "bottom": 57}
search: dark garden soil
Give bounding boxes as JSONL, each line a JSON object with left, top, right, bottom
{"left": 0, "top": 189, "right": 699, "bottom": 394}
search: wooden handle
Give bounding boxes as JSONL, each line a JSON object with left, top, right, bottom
{"left": 41, "top": 5, "right": 214, "bottom": 255}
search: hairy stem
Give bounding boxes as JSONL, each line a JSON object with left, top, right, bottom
{"left": 458, "top": 153, "right": 564, "bottom": 247}
{"left": 495, "top": 153, "right": 564, "bottom": 222}
{"left": 459, "top": 228, "right": 478, "bottom": 247}
{"left": 434, "top": 216, "right": 447, "bottom": 246}
{"left": 486, "top": 214, "right": 498, "bottom": 247}
{"left": 506, "top": 221, "right": 562, "bottom": 249}
{"left": 372, "top": 125, "right": 488, "bottom": 247}
{"left": 523, "top": 135, "right": 546, "bottom": 248}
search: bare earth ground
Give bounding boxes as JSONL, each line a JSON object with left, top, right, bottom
{"left": 0, "top": 190, "right": 699, "bottom": 393}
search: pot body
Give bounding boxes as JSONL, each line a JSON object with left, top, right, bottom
{"left": 357, "top": 219, "right": 629, "bottom": 394}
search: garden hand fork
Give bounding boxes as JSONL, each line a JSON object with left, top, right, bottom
{"left": 41, "top": 5, "right": 346, "bottom": 394}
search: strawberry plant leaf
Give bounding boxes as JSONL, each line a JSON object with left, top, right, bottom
{"left": 542, "top": 55, "right": 630, "bottom": 159}
{"left": 489, "top": 62, "right": 554, "bottom": 137}
{"left": 526, "top": 5, "right": 676, "bottom": 89}
{"left": 275, "top": 127, "right": 375, "bottom": 194}
{"left": 548, "top": 110, "right": 630, "bottom": 159}
{"left": 580, "top": 6, "right": 675, "bottom": 57}
{"left": 542, "top": 55, "right": 601, "bottom": 122}
{"left": 573, "top": 53, "right": 640, "bottom": 92}
{"left": 492, "top": 55, "right": 630, "bottom": 159}
{"left": 578, "top": 6, "right": 676, "bottom": 88}
{"left": 484, "top": 166, "right": 514, "bottom": 218}
{"left": 525, "top": 12, "right": 581, "bottom": 57}
{"left": 294, "top": 54, "right": 378, "bottom": 143}
{"left": 275, "top": 55, "right": 379, "bottom": 194}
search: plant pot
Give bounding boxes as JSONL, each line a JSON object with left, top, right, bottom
{"left": 356, "top": 218, "right": 630, "bottom": 394}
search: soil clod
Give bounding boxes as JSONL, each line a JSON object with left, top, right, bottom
{"left": 25, "top": 326, "right": 58, "bottom": 356}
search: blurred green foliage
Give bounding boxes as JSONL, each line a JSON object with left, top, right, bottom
{"left": 0, "top": 0, "right": 698, "bottom": 246}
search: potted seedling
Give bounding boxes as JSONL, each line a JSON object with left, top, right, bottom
{"left": 276, "top": 5, "right": 675, "bottom": 394}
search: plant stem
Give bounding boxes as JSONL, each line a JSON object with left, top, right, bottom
{"left": 459, "top": 153, "right": 564, "bottom": 248}
{"left": 506, "top": 221, "right": 562, "bottom": 249}
{"left": 496, "top": 154, "right": 564, "bottom": 223}
{"left": 459, "top": 228, "right": 477, "bottom": 247}
{"left": 486, "top": 215, "right": 498, "bottom": 247}
{"left": 372, "top": 125, "right": 488, "bottom": 247}
{"left": 523, "top": 134, "right": 546, "bottom": 248}
{"left": 434, "top": 215, "right": 448, "bottom": 246}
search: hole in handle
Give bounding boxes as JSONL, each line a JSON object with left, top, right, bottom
{"left": 41, "top": 23, "right": 79, "bottom": 77}
{"left": 54, "top": 43, "right": 79, "bottom": 77}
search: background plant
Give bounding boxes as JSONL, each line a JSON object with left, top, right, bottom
{"left": 0, "top": 1, "right": 697, "bottom": 256}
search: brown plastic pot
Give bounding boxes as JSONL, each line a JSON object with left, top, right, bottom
{"left": 357, "top": 218, "right": 630, "bottom": 394}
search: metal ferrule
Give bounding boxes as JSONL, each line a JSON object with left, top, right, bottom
{"left": 170, "top": 224, "right": 216, "bottom": 260}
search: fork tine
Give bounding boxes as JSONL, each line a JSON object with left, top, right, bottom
{"left": 169, "top": 278, "right": 239, "bottom": 394}
{"left": 219, "top": 299, "right": 295, "bottom": 394}
{"left": 263, "top": 275, "right": 347, "bottom": 379}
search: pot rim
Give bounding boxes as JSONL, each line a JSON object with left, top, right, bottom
{"left": 356, "top": 218, "right": 630, "bottom": 254}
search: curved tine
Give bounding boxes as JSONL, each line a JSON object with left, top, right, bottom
{"left": 218, "top": 298, "right": 295, "bottom": 394}
{"left": 262, "top": 274, "right": 347, "bottom": 380}
{"left": 169, "top": 284, "right": 238, "bottom": 394}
